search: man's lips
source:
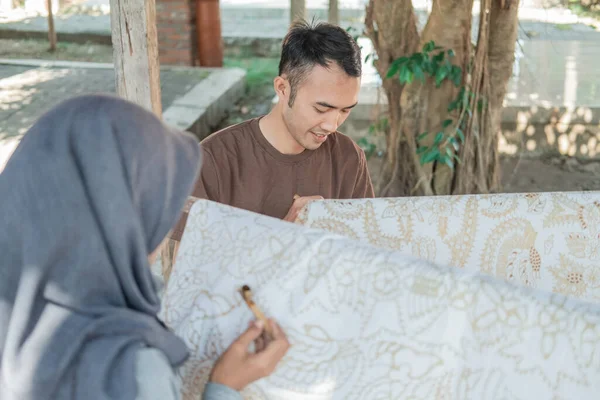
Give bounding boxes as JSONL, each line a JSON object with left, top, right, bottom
{"left": 311, "top": 131, "right": 329, "bottom": 142}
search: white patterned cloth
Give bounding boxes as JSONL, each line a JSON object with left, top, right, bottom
{"left": 296, "top": 191, "right": 600, "bottom": 303}
{"left": 161, "top": 199, "right": 600, "bottom": 400}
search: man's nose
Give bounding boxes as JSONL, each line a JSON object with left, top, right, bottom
{"left": 320, "top": 111, "right": 341, "bottom": 133}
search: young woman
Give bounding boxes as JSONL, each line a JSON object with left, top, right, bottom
{"left": 0, "top": 94, "right": 289, "bottom": 400}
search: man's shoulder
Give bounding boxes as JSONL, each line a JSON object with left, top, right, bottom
{"left": 326, "top": 131, "right": 366, "bottom": 161}
{"left": 200, "top": 118, "right": 257, "bottom": 153}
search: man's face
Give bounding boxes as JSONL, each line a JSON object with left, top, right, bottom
{"left": 281, "top": 64, "right": 361, "bottom": 151}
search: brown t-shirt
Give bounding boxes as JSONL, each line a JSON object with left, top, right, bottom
{"left": 170, "top": 117, "right": 374, "bottom": 241}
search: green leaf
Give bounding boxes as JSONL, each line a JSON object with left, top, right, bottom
{"left": 357, "top": 137, "right": 376, "bottom": 155}
{"left": 442, "top": 119, "right": 453, "bottom": 128}
{"left": 400, "top": 65, "right": 413, "bottom": 84}
{"left": 447, "top": 99, "right": 459, "bottom": 112}
{"left": 449, "top": 137, "right": 460, "bottom": 151}
{"left": 442, "top": 155, "right": 455, "bottom": 169}
{"left": 456, "top": 128, "right": 465, "bottom": 142}
{"left": 434, "top": 132, "right": 444, "bottom": 145}
{"left": 433, "top": 51, "right": 445, "bottom": 64}
{"left": 421, "top": 58, "right": 433, "bottom": 75}
{"left": 417, "top": 146, "right": 429, "bottom": 154}
{"left": 396, "top": 56, "right": 409, "bottom": 65}
{"left": 451, "top": 66, "right": 462, "bottom": 86}
{"left": 387, "top": 57, "right": 409, "bottom": 78}
{"left": 410, "top": 52, "right": 424, "bottom": 64}
{"left": 435, "top": 67, "right": 449, "bottom": 87}
{"left": 421, "top": 148, "right": 440, "bottom": 164}
{"left": 386, "top": 63, "right": 400, "bottom": 78}
{"left": 453, "top": 74, "right": 462, "bottom": 87}
{"left": 417, "top": 131, "right": 429, "bottom": 141}
{"left": 374, "top": 118, "right": 386, "bottom": 131}
{"left": 423, "top": 41, "right": 436, "bottom": 53}
{"left": 447, "top": 49, "right": 455, "bottom": 57}
{"left": 381, "top": 118, "right": 390, "bottom": 130}
{"left": 413, "top": 64, "right": 425, "bottom": 82}
{"left": 453, "top": 154, "right": 462, "bottom": 163}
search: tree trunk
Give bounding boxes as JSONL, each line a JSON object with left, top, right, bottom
{"left": 366, "top": 0, "right": 519, "bottom": 196}
{"left": 364, "top": 0, "right": 419, "bottom": 194}
{"left": 110, "top": 0, "right": 162, "bottom": 117}
{"left": 290, "top": 0, "right": 306, "bottom": 24}
{"left": 46, "top": 0, "right": 57, "bottom": 52}
{"left": 328, "top": 0, "right": 339, "bottom": 25}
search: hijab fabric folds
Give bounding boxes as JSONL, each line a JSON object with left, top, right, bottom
{"left": 0, "top": 95, "right": 201, "bottom": 399}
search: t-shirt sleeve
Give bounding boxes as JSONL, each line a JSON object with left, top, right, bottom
{"left": 202, "top": 382, "right": 243, "bottom": 400}
{"left": 169, "top": 147, "right": 221, "bottom": 242}
{"left": 352, "top": 149, "right": 375, "bottom": 199}
{"left": 191, "top": 147, "right": 221, "bottom": 200}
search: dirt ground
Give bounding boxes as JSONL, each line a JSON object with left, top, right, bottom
{"left": 0, "top": 39, "right": 114, "bottom": 63}
{"left": 499, "top": 155, "right": 600, "bottom": 193}
{"left": 2, "top": 38, "right": 598, "bottom": 194}
{"left": 363, "top": 153, "right": 600, "bottom": 195}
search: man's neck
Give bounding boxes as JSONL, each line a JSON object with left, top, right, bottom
{"left": 259, "top": 110, "right": 304, "bottom": 155}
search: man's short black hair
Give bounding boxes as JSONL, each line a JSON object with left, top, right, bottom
{"left": 279, "top": 20, "right": 362, "bottom": 106}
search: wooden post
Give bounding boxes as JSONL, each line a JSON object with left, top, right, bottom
{"left": 196, "top": 0, "right": 224, "bottom": 67}
{"left": 290, "top": 0, "right": 306, "bottom": 24}
{"left": 46, "top": 0, "right": 57, "bottom": 52}
{"left": 328, "top": 0, "right": 339, "bottom": 25}
{"left": 109, "top": 0, "right": 162, "bottom": 117}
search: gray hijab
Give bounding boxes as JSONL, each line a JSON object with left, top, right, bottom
{"left": 0, "top": 94, "right": 201, "bottom": 399}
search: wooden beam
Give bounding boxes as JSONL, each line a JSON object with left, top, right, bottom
{"left": 328, "top": 0, "right": 339, "bottom": 25}
{"left": 46, "top": 0, "right": 56, "bottom": 52}
{"left": 290, "top": 0, "right": 306, "bottom": 24}
{"left": 109, "top": 0, "right": 162, "bottom": 117}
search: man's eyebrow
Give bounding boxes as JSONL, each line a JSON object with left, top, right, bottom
{"left": 316, "top": 101, "right": 358, "bottom": 110}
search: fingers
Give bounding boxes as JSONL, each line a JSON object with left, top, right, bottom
{"left": 269, "top": 320, "right": 287, "bottom": 341}
{"left": 248, "top": 320, "right": 282, "bottom": 352}
{"left": 258, "top": 320, "right": 289, "bottom": 356}
{"left": 250, "top": 331, "right": 290, "bottom": 376}
{"left": 248, "top": 324, "right": 289, "bottom": 378}
{"left": 284, "top": 195, "right": 324, "bottom": 222}
{"left": 245, "top": 320, "right": 266, "bottom": 352}
{"left": 255, "top": 332, "right": 266, "bottom": 353}
{"left": 295, "top": 195, "right": 324, "bottom": 205}
{"left": 234, "top": 320, "right": 265, "bottom": 348}
{"left": 293, "top": 196, "right": 323, "bottom": 210}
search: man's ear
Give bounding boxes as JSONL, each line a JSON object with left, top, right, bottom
{"left": 274, "top": 76, "right": 289, "bottom": 104}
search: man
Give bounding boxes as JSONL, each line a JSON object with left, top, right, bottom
{"left": 169, "top": 20, "right": 374, "bottom": 244}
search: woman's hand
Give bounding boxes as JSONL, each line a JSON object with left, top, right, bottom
{"left": 209, "top": 319, "right": 290, "bottom": 391}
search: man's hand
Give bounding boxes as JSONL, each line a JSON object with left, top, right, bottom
{"left": 283, "top": 195, "right": 323, "bottom": 222}
{"left": 209, "top": 319, "right": 290, "bottom": 391}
